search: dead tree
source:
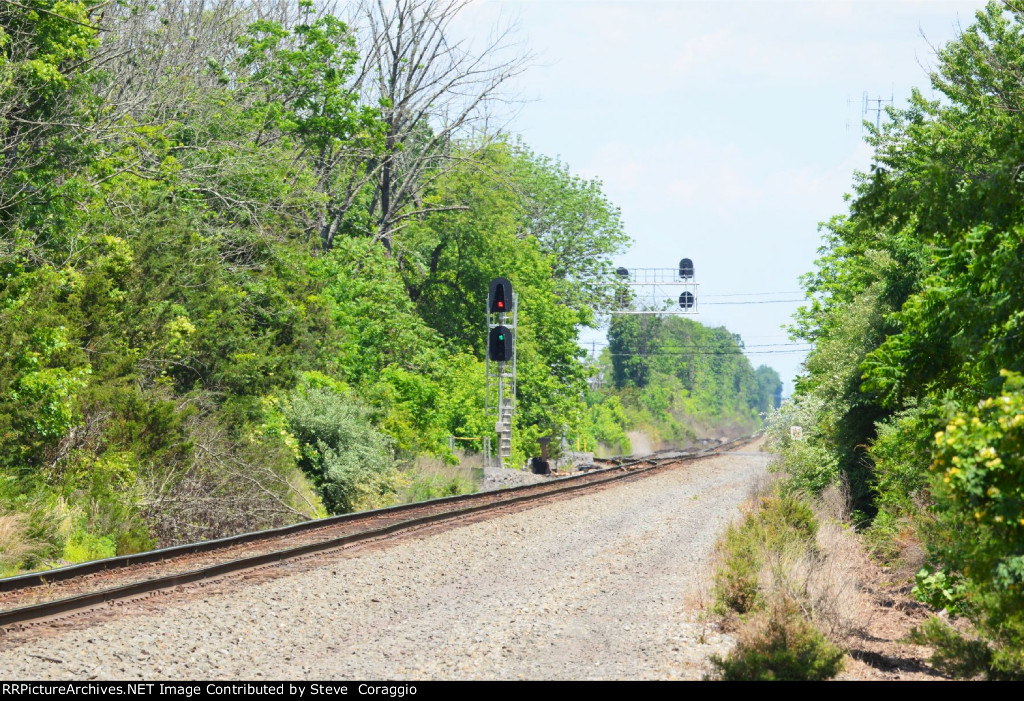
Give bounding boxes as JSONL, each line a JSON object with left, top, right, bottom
{"left": 326, "top": 0, "right": 531, "bottom": 253}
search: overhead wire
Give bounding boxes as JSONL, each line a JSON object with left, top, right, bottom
{"left": 607, "top": 349, "right": 811, "bottom": 356}
{"left": 699, "top": 299, "right": 805, "bottom": 305}
{"left": 700, "top": 291, "right": 803, "bottom": 298}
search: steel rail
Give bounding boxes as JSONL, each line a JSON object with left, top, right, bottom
{"left": 0, "top": 434, "right": 759, "bottom": 629}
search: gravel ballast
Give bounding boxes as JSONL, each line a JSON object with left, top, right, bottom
{"left": 0, "top": 449, "right": 770, "bottom": 680}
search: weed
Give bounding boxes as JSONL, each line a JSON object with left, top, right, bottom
{"left": 0, "top": 513, "right": 46, "bottom": 575}
{"left": 708, "top": 602, "right": 845, "bottom": 681}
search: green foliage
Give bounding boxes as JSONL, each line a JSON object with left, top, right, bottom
{"left": 0, "top": 0, "right": 105, "bottom": 252}
{"left": 398, "top": 141, "right": 597, "bottom": 463}
{"left": 62, "top": 529, "right": 116, "bottom": 563}
{"left": 0, "top": 0, "right": 768, "bottom": 573}
{"left": 581, "top": 392, "right": 631, "bottom": 455}
{"left": 755, "top": 365, "right": 783, "bottom": 414}
{"left": 786, "top": 2, "right": 1024, "bottom": 675}
{"left": 867, "top": 401, "right": 935, "bottom": 516}
{"left": 909, "top": 617, "right": 1004, "bottom": 680}
{"left": 286, "top": 386, "right": 398, "bottom": 514}
{"left": 713, "top": 520, "right": 764, "bottom": 616}
{"left": 0, "top": 511, "right": 49, "bottom": 576}
{"left": 921, "top": 370, "right": 1024, "bottom": 673}
{"left": 239, "top": 4, "right": 371, "bottom": 151}
{"left": 508, "top": 139, "right": 630, "bottom": 319}
{"left": 712, "top": 493, "right": 818, "bottom": 616}
{"left": 763, "top": 396, "right": 839, "bottom": 495}
{"left": 709, "top": 604, "right": 845, "bottom": 681}
{"left": 913, "top": 566, "right": 968, "bottom": 616}
{"left": 402, "top": 472, "right": 476, "bottom": 503}
{"left": 602, "top": 315, "right": 767, "bottom": 447}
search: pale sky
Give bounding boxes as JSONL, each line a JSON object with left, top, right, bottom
{"left": 455, "top": 0, "right": 990, "bottom": 394}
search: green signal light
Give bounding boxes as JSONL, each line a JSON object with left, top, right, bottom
{"left": 498, "top": 334, "right": 504, "bottom": 341}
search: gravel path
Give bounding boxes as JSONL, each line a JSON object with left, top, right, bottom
{"left": 0, "top": 449, "right": 769, "bottom": 680}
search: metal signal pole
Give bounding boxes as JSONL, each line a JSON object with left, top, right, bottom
{"left": 486, "top": 279, "right": 517, "bottom": 468}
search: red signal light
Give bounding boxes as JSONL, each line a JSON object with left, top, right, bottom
{"left": 488, "top": 278, "right": 514, "bottom": 313}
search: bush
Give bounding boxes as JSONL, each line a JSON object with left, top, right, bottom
{"left": 712, "top": 493, "right": 818, "bottom": 616}
{"left": 0, "top": 513, "right": 47, "bottom": 576}
{"left": 908, "top": 617, "right": 997, "bottom": 680}
{"left": 62, "top": 529, "right": 117, "bottom": 563}
{"left": 286, "top": 386, "right": 399, "bottom": 514}
{"left": 583, "top": 393, "right": 631, "bottom": 456}
{"left": 709, "top": 603, "right": 845, "bottom": 681}
{"left": 924, "top": 370, "right": 1024, "bottom": 676}
{"left": 707, "top": 480, "right": 870, "bottom": 683}
{"left": 912, "top": 566, "right": 968, "bottom": 616}
{"left": 764, "top": 396, "right": 839, "bottom": 494}
{"left": 713, "top": 521, "right": 763, "bottom": 615}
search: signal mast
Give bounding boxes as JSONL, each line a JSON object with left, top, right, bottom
{"left": 485, "top": 278, "right": 517, "bottom": 468}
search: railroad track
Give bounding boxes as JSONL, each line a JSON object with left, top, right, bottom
{"left": 0, "top": 434, "right": 759, "bottom": 631}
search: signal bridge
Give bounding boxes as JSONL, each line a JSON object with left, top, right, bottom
{"left": 613, "top": 258, "right": 699, "bottom": 315}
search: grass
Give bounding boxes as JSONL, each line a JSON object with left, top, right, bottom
{"left": 399, "top": 456, "right": 480, "bottom": 503}
{"left": 702, "top": 478, "right": 871, "bottom": 680}
{"left": 0, "top": 513, "right": 46, "bottom": 576}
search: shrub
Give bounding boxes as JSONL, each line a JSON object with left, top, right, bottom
{"left": 0, "top": 513, "right": 47, "bottom": 575}
{"left": 709, "top": 603, "right": 845, "bottom": 681}
{"left": 286, "top": 386, "right": 399, "bottom": 514}
{"left": 707, "top": 480, "right": 870, "bottom": 684}
{"left": 763, "top": 396, "right": 839, "bottom": 494}
{"left": 712, "top": 521, "right": 763, "bottom": 615}
{"left": 712, "top": 493, "right": 819, "bottom": 616}
{"left": 924, "top": 370, "right": 1024, "bottom": 677}
{"left": 62, "top": 529, "right": 117, "bottom": 563}
{"left": 913, "top": 566, "right": 968, "bottom": 616}
{"left": 908, "top": 617, "right": 996, "bottom": 680}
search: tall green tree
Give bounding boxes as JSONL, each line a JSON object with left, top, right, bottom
{"left": 790, "top": 1, "right": 1024, "bottom": 676}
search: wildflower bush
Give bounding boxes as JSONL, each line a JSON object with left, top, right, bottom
{"left": 285, "top": 386, "right": 399, "bottom": 514}
{"left": 763, "top": 397, "right": 839, "bottom": 496}
{"left": 921, "top": 370, "right": 1024, "bottom": 677}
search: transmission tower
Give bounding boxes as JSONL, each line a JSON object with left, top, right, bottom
{"left": 862, "top": 90, "right": 894, "bottom": 129}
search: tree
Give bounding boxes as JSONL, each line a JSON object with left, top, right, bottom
{"left": 342, "top": 0, "right": 531, "bottom": 252}
{"left": 509, "top": 140, "right": 629, "bottom": 320}
{"left": 788, "top": 0, "right": 1024, "bottom": 676}
{"left": 755, "top": 365, "right": 783, "bottom": 413}
{"left": 0, "top": 0, "right": 104, "bottom": 259}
